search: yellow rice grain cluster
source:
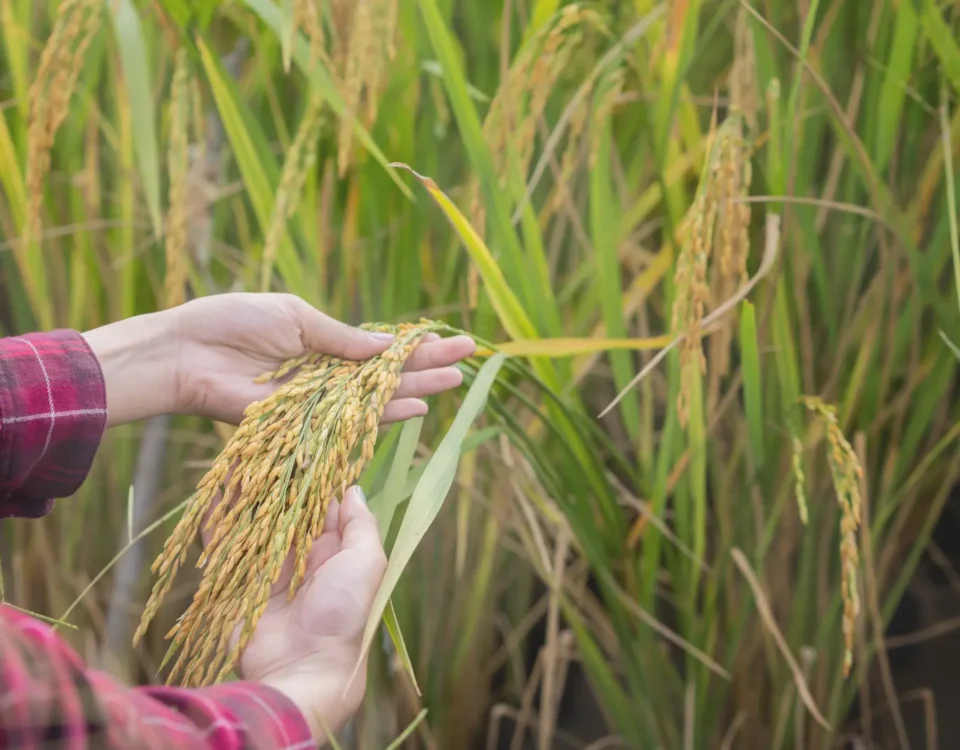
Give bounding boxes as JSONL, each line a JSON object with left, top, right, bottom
{"left": 133, "top": 319, "right": 443, "bottom": 687}
{"left": 294, "top": 0, "right": 327, "bottom": 70}
{"left": 672, "top": 116, "right": 753, "bottom": 427}
{"left": 671, "top": 166, "right": 715, "bottom": 427}
{"left": 164, "top": 49, "right": 192, "bottom": 310}
{"left": 329, "top": 0, "right": 398, "bottom": 174}
{"left": 469, "top": 5, "right": 603, "bottom": 236}
{"left": 24, "top": 0, "right": 103, "bottom": 248}
{"left": 282, "top": 1, "right": 398, "bottom": 174}
{"left": 705, "top": 117, "right": 752, "bottom": 391}
{"left": 729, "top": 6, "right": 760, "bottom": 132}
{"left": 801, "top": 396, "right": 863, "bottom": 678}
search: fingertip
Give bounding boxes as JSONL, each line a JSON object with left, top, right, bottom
{"left": 453, "top": 334, "right": 478, "bottom": 354}
{"left": 347, "top": 485, "right": 368, "bottom": 512}
{"left": 403, "top": 335, "right": 477, "bottom": 372}
{"left": 381, "top": 398, "right": 429, "bottom": 424}
{"left": 338, "top": 486, "right": 363, "bottom": 521}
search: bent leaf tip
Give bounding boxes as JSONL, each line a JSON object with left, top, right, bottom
{"left": 387, "top": 161, "right": 438, "bottom": 190}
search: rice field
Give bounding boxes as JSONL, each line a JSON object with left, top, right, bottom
{"left": 1, "top": 1, "right": 960, "bottom": 748}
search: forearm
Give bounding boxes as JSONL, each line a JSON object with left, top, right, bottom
{"left": 80, "top": 310, "right": 178, "bottom": 427}
{"left": 0, "top": 313, "right": 179, "bottom": 520}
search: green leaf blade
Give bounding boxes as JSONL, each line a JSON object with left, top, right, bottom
{"left": 110, "top": 0, "right": 163, "bottom": 239}
{"left": 351, "top": 353, "right": 507, "bottom": 683}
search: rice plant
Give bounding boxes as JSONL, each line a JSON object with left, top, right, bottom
{"left": 1, "top": 1, "right": 959, "bottom": 748}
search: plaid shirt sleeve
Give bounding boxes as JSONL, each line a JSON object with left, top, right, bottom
{"left": 0, "top": 605, "right": 316, "bottom": 749}
{"left": 0, "top": 331, "right": 315, "bottom": 748}
{"left": 0, "top": 330, "right": 107, "bottom": 519}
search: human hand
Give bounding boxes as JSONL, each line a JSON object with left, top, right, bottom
{"left": 214, "top": 485, "right": 386, "bottom": 743}
{"left": 82, "top": 292, "right": 476, "bottom": 427}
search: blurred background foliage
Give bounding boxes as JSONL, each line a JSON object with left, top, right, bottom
{"left": 2, "top": 0, "right": 960, "bottom": 748}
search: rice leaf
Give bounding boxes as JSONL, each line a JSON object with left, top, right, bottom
{"left": 875, "top": 0, "right": 918, "bottom": 172}
{"left": 349, "top": 353, "right": 507, "bottom": 685}
{"left": 109, "top": 0, "right": 163, "bottom": 239}
{"left": 478, "top": 335, "right": 674, "bottom": 357}
{"left": 591, "top": 76, "right": 641, "bottom": 441}
{"left": 389, "top": 163, "right": 536, "bottom": 341}
{"left": 372, "top": 416, "right": 423, "bottom": 544}
{"left": 0, "top": 109, "right": 25, "bottom": 227}
{"left": 383, "top": 599, "right": 420, "bottom": 695}
{"left": 195, "top": 34, "right": 312, "bottom": 300}
{"left": 279, "top": 0, "right": 295, "bottom": 73}
{"left": 385, "top": 708, "right": 428, "bottom": 750}
{"left": 940, "top": 81, "right": 960, "bottom": 315}
{"left": 739, "top": 300, "right": 764, "bottom": 470}
{"left": 0, "top": 0, "right": 29, "bottom": 117}
{"left": 922, "top": 0, "right": 960, "bottom": 94}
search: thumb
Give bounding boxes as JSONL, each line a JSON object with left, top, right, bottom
{"left": 338, "top": 486, "right": 388, "bottom": 582}
{"left": 291, "top": 297, "right": 393, "bottom": 360}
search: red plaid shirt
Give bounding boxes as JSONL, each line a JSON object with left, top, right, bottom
{"left": 0, "top": 330, "right": 314, "bottom": 749}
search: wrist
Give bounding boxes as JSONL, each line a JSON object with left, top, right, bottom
{"left": 260, "top": 665, "right": 366, "bottom": 745}
{"left": 81, "top": 310, "right": 179, "bottom": 427}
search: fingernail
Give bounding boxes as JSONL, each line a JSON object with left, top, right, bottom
{"left": 353, "top": 485, "right": 367, "bottom": 504}
{"left": 370, "top": 333, "right": 394, "bottom": 341}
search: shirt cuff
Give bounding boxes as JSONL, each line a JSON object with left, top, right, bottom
{"left": 140, "top": 682, "right": 315, "bottom": 749}
{"left": 0, "top": 330, "right": 107, "bottom": 519}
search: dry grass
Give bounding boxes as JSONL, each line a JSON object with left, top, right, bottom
{"left": 133, "top": 319, "right": 443, "bottom": 687}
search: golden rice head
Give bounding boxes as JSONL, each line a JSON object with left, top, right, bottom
{"left": 714, "top": 121, "right": 752, "bottom": 290}
{"left": 335, "top": 0, "right": 370, "bottom": 174}
{"left": 672, "top": 171, "right": 718, "bottom": 427}
{"left": 334, "top": 0, "right": 396, "bottom": 174}
{"left": 729, "top": 4, "right": 759, "bottom": 132}
{"left": 134, "top": 319, "right": 444, "bottom": 686}
{"left": 364, "top": 0, "right": 399, "bottom": 123}
{"left": 483, "top": 5, "right": 596, "bottom": 184}
{"left": 294, "top": 0, "right": 327, "bottom": 70}
{"left": 706, "top": 120, "right": 753, "bottom": 387}
{"left": 164, "top": 49, "right": 191, "bottom": 310}
{"left": 25, "top": 0, "right": 103, "bottom": 248}
{"left": 673, "top": 115, "right": 755, "bottom": 427}
{"left": 801, "top": 396, "right": 863, "bottom": 678}
{"left": 514, "top": 11, "right": 582, "bottom": 178}
{"left": 470, "top": 4, "right": 601, "bottom": 235}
